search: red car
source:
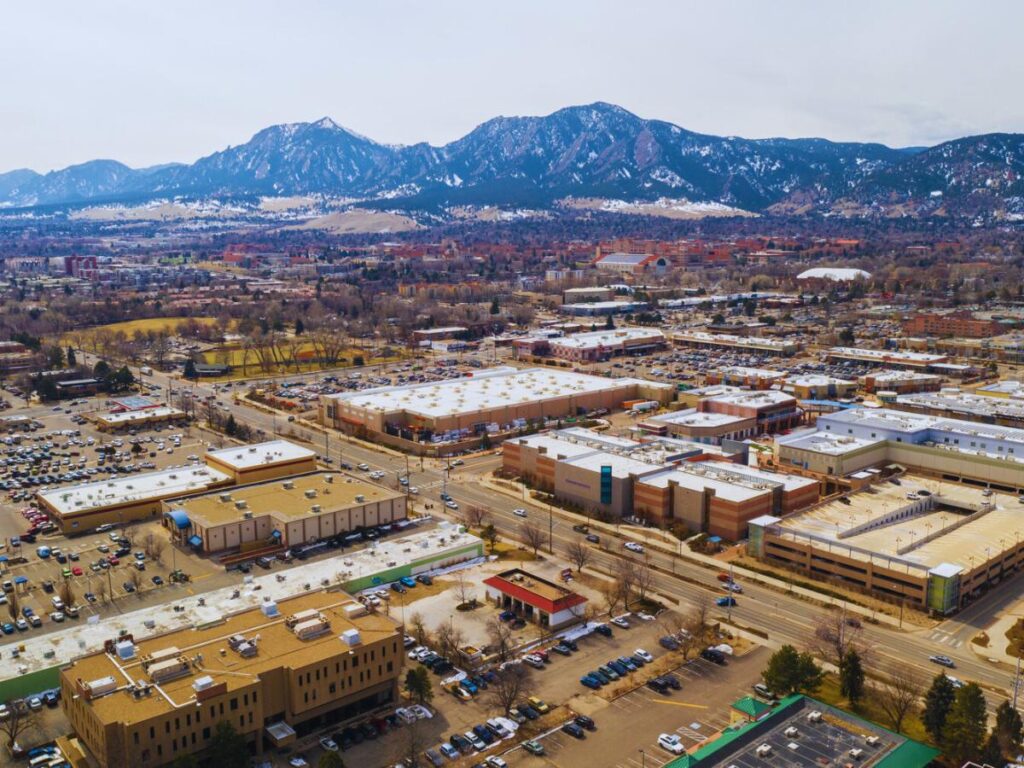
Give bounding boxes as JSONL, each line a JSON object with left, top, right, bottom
{"left": 71, "top": 566, "right": 83, "bottom": 577}
{"left": 107, "top": 555, "right": 119, "bottom": 566}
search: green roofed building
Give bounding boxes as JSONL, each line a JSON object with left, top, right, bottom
{"left": 665, "top": 694, "right": 939, "bottom": 768}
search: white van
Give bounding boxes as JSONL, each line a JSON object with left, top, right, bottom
{"left": 51, "top": 596, "right": 64, "bottom": 610}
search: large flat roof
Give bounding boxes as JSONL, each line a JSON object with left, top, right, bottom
{"left": 706, "top": 389, "right": 796, "bottom": 408}
{"left": 327, "top": 367, "right": 669, "bottom": 419}
{"left": 860, "top": 369, "right": 942, "bottom": 382}
{"left": 205, "top": 439, "right": 316, "bottom": 470}
{"left": 648, "top": 408, "right": 749, "bottom": 428}
{"left": 822, "top": 407, "right": 1024, "bottom": 446}
{"left": 716, "top": 366, "right": 787, "bottom": 380}
{"left": 675, "top": 331, "right": 795, "bottom": 349}
{"left": 171, "top": 472, "right": 404, "bottom": 528}
{"left": 778, "top": 430, "right": 883, "bottom": 455}
{"left": 786, "top": 374, "right": 855, "bottom": 387}
{"left": 897, "top": 390, "right": 1024, "bottom": 421}
{"left": 66, "top": 591, "right": 399, "bottom": 725}
{"left": 775, "top": 475, "right": 1023, "bottom": 572}
{"left": 39, "top": 465, "right": 231, "bottom": 517}
{"left": 93, "top": 406, "right": 185, "bottom": 424}
{"left": 828, "top": 347, "right": 946, "bottom": 363}
{"left": 550, "top": 327, "right": 665, "bottom": 350}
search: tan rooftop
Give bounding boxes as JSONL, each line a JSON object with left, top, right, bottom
{"left": 172, "top": 472, "right": 403, "bottom": 527}
{"left": 67, "top": 591, "right": 398, "bottom": 725}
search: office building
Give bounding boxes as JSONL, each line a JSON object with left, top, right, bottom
{"left": 163, "top": 472, "right": 406, "bottom": 554}
{"left": 61, "top": 591, "right": 403, "bottom": 768}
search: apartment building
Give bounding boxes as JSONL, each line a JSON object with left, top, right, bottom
{"left": 61, "top": 592, "right": 403, "bottom": 768}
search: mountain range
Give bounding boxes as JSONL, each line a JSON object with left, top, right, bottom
{"left": 2, "top": 102, "right": 1023, "bottom": 219}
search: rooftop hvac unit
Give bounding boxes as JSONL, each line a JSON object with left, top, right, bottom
{"left": 304, "top": 489, "right": 317, "bottom": 499}
{"left": 355, "top": 494, "right": 365, "bottom": 503}
{"left": 866, "top": 736, "right": 880, "bottom": 746}
{"left": 193, "top": 675, "right": 215, "bottom": 692}
{"left": 84, "top": 676, "right": 118, "bottom": 699}
{"left": 143, "top": 646, "right": 181, "bottom": 666}
{"left": 784, "top": 726, "right": 799, "bottom": 738}
{"left": 324, "top": 475, "right": 334, "bottom": 484}
{"left": 340, "top": 628, "right": 361, "bottom": 647}
{"left": 285, "top": 608, "right": 321, "bottom": 628}
{"left": 219, "top": 493, "right": 232, "bottom": 503}
{"left": 283, "top": 480, "right": 295, "bottom": 490}
{"left": 849, "top": 748, "right": 864, "bottom": 759}
{"left": 148, "top": 657, "right": 190, "bottom": 683}
{"left": 310, "top": 505, "right": 321, "bottom": 514}
{"left": 755, "top": 744, "right": 772, "bottom": 757}
{"left": 807, "top": 710, "right": 823, "bottom": 723}
{"left": 235, "top": 500, "right": 247, "bottom": 510}
{"left": 294, "top": 616, "right": 331, "bottom": 640}
{"left": 236, "top": 641, "right": 257, "bottom": 658}
{"left": 243, "top": 510, "right": 253, "bottom": 519}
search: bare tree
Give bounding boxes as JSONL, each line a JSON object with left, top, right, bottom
{"left": 520, "top": 522, "right": 546, "bottom": 556}
{"left": 690, "top": 593, "right": 712, "bottom": 644}
{"left": 565, "top": 541, "right": 592, "bottom": 573}
{"left": 393, "top": 716, "right": 429, "bottom": 768}
{"left": 602, "top": 579, "right": 624, "bottom": 618}
{"left": 96, "top": 580, "right": 108, "bottom": 604}
{"left": 6, "top": 590, "right": 18, "bottom": 621}
{"left": 0, "top": 699, "right": 39, "bottom": 750}
{"left": 454, "top": 572, "right": 475, "bottom": 608}
{"left": 616, "top": 560, "right": 637, "bottom": 610}
{"left": 123, "top": 522, "right": 137, "bottom": 546}
{"left": 487, "top": 617, "right": 516, "bottom": 663}
{"left": 632, "top": 559, "right": 655, "bottom": 603}
{"left": 810, "top": 610, "right": 868, "bottom": 667}
{"left": 129, "top": 568, "right": 143, "bottom": 592}
{"left": 464, "top": 506, "right": 487, "bottom": 529}
{"left": 875, "top": 669, "right": 922, "bottom": 734}
{"left": 489, "top": 665, "right": 531, "bottom": 716}
{"left": 59, "top": 579, "right": 75, "bottom": 608}
{"left": 408, "top": 612, "right": 431, "bottom": 647}
{"left": 434, "top": 621, "right": 465, "bottom": 662}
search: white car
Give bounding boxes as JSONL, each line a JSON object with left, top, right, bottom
{"left": 513, "top": 508, "right": 528, "bottom": 517}
{"left": 319, "top": 737, "right": 339, "bottom": 752}
{"left": 445, "top": 500, "right": 459, "bottom": 510}
{"left": 723, "top": 582, "right": 743, "bottom": 593}
{"left": 658, "top": 734, "right": 684, "bottom": 754}
{"left": 288, "top": 758, "right": 308, "bottom": 768}
{"left": 611, "top": 616, "right": 630, "bottom": 628}
{"left": 634, "top": 649, "right": 654, "bottom": 663}
{"left": 408, "top": 704, "right": 434, "bottom": 720}
{"left": 624, "top": 541, "right": 644, "bottom": 553}
{"left": 408, "top": 645, "right": 427, "bottom": 660}
{"left": 464, "top": 731, "right": 486, "bottom": 750}
{"left": 357, "top": 463, "right": 370, "bottom": 471}
{"left": 409, "top": 486, "right": 420, "bottom": 495}
{"left": 486, "top": 758, "right": 507, "bottom": 768}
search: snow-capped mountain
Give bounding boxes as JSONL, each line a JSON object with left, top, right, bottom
{"left": 2, "top": 102, "right": 1023, "bottom": 219}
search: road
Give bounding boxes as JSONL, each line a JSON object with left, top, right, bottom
{"left": 79, "top": 354, "right": 1024, "bottom": 710}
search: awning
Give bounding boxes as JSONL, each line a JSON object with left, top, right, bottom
{"left": 188, "top": 535, "right": 203, "bottom": 548}
{"left": 165, "top": 509, "right": 190, "bottom": 529}
{"left": 265, "top": 721, "right": 296, "bottom": 746}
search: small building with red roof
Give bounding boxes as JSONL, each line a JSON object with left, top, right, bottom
{"left": 483, "top": 568, "right": 588, "bottom": 630}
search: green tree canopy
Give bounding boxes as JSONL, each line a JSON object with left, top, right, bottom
{"left": 922, "top": 673, "right": 956, "bottom": 742}
{"left": 839, "top": 649, "right": 865, "bottom": 705}
{"left": 943, "top": 682, "right": 987, "bottom": 766}
{"left": 995, "top": 699, "right": 1024, "bottom": 757}
{"left": 762, "top": 644, "right": 822, "bottom": 696}
{"left": 206, "top": 721, "right": 248, "bottom": 768}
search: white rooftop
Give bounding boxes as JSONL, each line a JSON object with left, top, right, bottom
{"left": 647, "top": 408, "right": 749, "bottom": 428}
{"left": 705, "top": 389, "right": 796, "bottom": 408}
{"left": 206, "top": 439, "right": 316, "bottom": 470}
{"left": 786, "top": 374, "right": 855, "bottom": 388}
{"left": 829, "top": 347, "right": 946, "bottom": 363}
{"left": 897, "top": 390, "right": 1024, "bottom": 421}
{"left": 716, "top": 366, "right": 788, "bottom": 380}
{"left": 550, "top": 327, "right": 665, "bottom": 351}
{"left": 777, "top": 430, "right": 884, "bottom": 455}
{"left": 94, "top": 406, "right": 185, "bottom": 424}
{"left": 328, "top": 367, "right": 669, "bottom": 419}
{"left": 861, "top": 369, "right": 942, "bottom": 382}
{"left": 39, "top": 465, "right": 231, "bottom": 518}
{"left": 675, "top": 330, "right": 795, "bottom": 349}
{"left": 797, "top": 267, "right": 871, "bottom": 281}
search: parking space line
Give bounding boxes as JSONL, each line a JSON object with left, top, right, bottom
{"left": 651, "top": 699, "right": 707, "bottom": 710}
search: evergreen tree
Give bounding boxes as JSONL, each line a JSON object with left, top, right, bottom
{"left": 943, "top": 683, "right": 987, "bottom": 766}
{"left": 979, "top": 732, "right": 1005, "bottom": 767}
{"left": 183, "top": 359, "right": 198, "bottom": 380}
{"left": 490, "top": 297, "right": 500, "bottom": 315}
{"left": 922, "top": 673, "right": 956, "bottom": 742}
{"left": 93, "top": 360, "right": 111, "bottom": 379}
{"left": 294, "top": 318, "right": 305, "bottom": 335}
{"left": 604, "top": 314, "right": 615, "bottom": 330}
{"left": 839, "top": 649, "right": 865, "bottom": 705}
{"left": 206, "top": 721, "right": 248, "bottom": 768}
{"left": 995, "top": 699, "right": 1023, "bottom": 757}
{"left": 66, "top": 347, "right": 76, "bottom": 367}
{"left": 762, "top": 645, "right": 823, "bottom": 696}
{"left": 225, "top": 414, "right": 238, "bottom": 437}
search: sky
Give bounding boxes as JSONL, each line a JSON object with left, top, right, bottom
{"left": 4, "top": 1, "right": 1023, "bottom": 173}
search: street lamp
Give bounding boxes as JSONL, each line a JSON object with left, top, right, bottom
{"left": 639, "top": 749, "right": 646, "bottom": 768}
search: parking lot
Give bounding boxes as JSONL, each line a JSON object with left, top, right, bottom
{"left": 503, "top": 646, "right": 768, "bottom": 768}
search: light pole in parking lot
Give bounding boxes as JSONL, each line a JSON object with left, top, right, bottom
{"left": 638, "top": 749, "right": 646, "bottom": 768}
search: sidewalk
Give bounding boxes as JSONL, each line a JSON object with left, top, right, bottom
{"left": 478, "top": 474, "right": 908, "bottom": 631}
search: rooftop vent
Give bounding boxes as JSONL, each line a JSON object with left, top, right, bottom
{"left": 234, "top": 500, "right": 247, "bottom": 510}
{"left": 219, "top": 493, "right": 232, "bottom": 503}
{"left": 304, "top": 489, "right": 317, "bottom": 499}
{"left": 283, "top": 480, "right": 295, "bottom": 490}
{"left": 310, "top": 504, "right": 321, "bottom": 514}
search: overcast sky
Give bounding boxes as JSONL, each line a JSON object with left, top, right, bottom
{"left": 4, "top": 1, "right": 1022, "bottom": 172}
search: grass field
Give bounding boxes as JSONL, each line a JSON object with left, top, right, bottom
{"left": 199, "top": 343, "right": 404, "bottom": 380}
{"left": 64, "top": 316, "right": 220, "bottom": 344}
{"left": 813, "top": 673, "right": 932, "bottom": 745}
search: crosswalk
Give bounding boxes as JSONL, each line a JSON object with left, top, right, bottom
{"left": 928, "top": 629, "right": 964, "bottom": 648}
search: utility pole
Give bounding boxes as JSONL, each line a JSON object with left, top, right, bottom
{"left": 548, "top": 501, "right": 554, "bottom": 555}
{"left": 1014, "top": 654, "right": 1022, "bottom": 710}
